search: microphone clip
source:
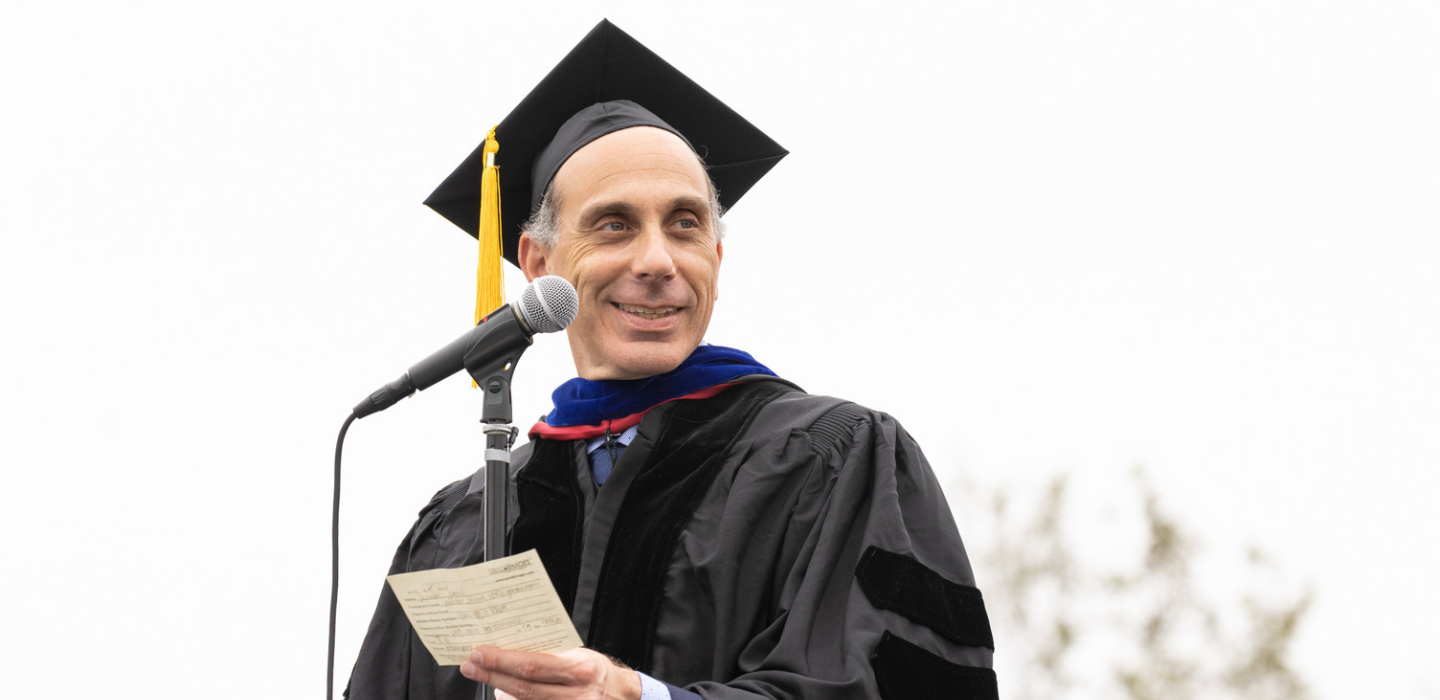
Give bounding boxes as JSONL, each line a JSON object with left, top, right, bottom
{"left": 464, "top": 305, "right": 531, "bottom": 425}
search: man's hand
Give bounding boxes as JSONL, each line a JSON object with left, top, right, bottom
{"left": 460, "top": 646, "right": 643, "bottom": 700}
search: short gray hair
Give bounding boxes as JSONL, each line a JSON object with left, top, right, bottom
{"left": 522, "top": 164, "right": 727, "bottom": 249}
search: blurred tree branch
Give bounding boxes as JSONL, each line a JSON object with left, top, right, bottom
{"left": 965, "top": 469, "right": 1313, "bottom": 700}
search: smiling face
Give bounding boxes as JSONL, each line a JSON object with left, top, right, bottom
{"left": 517, "top": 126, "right": 722, "bottom": 380}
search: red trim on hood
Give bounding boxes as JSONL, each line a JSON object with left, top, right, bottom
{"left": 527, "top": 383, "right": 739, "bottom": 441}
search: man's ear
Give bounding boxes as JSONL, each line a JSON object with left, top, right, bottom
{"left": 517, "top": 232, "right": 548, "bottom": 282}
{"left": 715, "top": 239, "right": 723, "bottom": 300}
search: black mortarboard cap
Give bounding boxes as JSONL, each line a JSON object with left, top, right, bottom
{"left": 423, "top": 19, "right": 788, "bottom": 267}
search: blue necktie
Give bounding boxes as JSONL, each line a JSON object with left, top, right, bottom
{"left": 590, "top": 439, "right": 626, "bottom": 486}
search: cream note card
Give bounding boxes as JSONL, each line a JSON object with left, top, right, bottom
{"left": 386, "top": 549, "right": 582, "bottom": 666}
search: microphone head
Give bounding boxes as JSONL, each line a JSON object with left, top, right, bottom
{"left": 518, "top": 275, "right": 580, "bottom": 334}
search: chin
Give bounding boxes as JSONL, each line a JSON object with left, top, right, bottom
{"left": 594, "top": 342, "right": 695, "bottom": 380}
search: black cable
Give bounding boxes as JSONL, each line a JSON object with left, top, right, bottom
{"left": 329, "top": 412, "right": 358, "bottom": 700}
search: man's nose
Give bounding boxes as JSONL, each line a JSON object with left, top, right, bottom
{"left": 631, "top": 226, "right": 677, "bottom": 280}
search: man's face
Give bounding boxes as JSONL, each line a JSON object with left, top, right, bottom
{"left": 518, "top": 126, "right": 722, "bottom": 380}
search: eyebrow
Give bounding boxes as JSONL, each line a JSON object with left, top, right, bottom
{"left": 576, "top": 196, "right": 713, "bottom": 228}
{"left": 668, "top": 196, "right": 712, "bottom": 218}
{"left": 577, "top": 200, "right": 638, "bottom": 228}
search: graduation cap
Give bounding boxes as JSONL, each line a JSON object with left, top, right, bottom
{"left": 423, "top": 19, "right": 788, "bottom": 323}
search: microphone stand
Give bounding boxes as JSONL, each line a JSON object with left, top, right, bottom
{"left": 475, "top": 368, "right": 517, "bottom": 568}
{"left": 462, "top": 311, "right": 530, "bottom": 700}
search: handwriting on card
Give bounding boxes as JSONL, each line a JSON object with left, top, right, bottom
{"left": 386, "top": 549, "right": 582, "bottom": 666}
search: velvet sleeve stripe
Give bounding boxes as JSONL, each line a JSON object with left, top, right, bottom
{"left": 856, "top": 546, "right": 995, "bottom": 650}
{"left": 870, "top": 631, "right": 998, "bottom": 700}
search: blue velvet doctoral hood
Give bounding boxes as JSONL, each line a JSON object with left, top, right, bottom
{"left": 545, "top": 345, "right": 775, "bottom": 427}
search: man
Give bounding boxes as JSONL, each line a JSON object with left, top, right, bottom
{"left": 348, "top": 21, "right": 996, "bottom": 700}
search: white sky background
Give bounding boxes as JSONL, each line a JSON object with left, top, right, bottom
{"left": 1, "top": 1, "right": 1436, "bottom": 697}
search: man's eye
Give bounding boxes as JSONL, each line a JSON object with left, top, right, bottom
{"left": 602, "top": 222, "right": 626, "bottom": 232}
{"left": 676, "top": 219, "right": 697, "bottom": 229}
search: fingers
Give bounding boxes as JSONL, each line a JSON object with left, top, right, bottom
{"left": 459, "top": 647, "right": 642, "bottom": 700}
{"left": 472, "top": 668, "right": 541, "bottom": 700}
{"left": 464, "top": 646, "right": 590, "bottom": 685}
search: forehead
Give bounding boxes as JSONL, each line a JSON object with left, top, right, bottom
{"left": 551, "top": 126, "right": 708, "bottom": 205}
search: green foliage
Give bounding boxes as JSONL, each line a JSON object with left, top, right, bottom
{"left": 966, "top": 469, "right": 1313, "bottom": 700}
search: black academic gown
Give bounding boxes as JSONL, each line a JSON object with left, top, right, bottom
{"left": 346, "top": 379, "right": 998, "bottom": 700}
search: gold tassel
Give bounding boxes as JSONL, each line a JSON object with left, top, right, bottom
{"left": 474, "top": 126, "right": 505, "bottom": 324}
{"left": 472, "top": 127, "right": 504, "bottom": 389}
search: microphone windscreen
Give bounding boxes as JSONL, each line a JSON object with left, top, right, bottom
{"left": 519, "top": 275, "right": 580, "bottom": 333}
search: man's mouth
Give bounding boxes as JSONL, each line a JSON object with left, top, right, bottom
{"left": 615, "top": 303, "right": 679, "bottom": 320}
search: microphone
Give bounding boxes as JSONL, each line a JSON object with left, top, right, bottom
{"left": 352, "top": 275, "right": 579, "bottom": 418}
